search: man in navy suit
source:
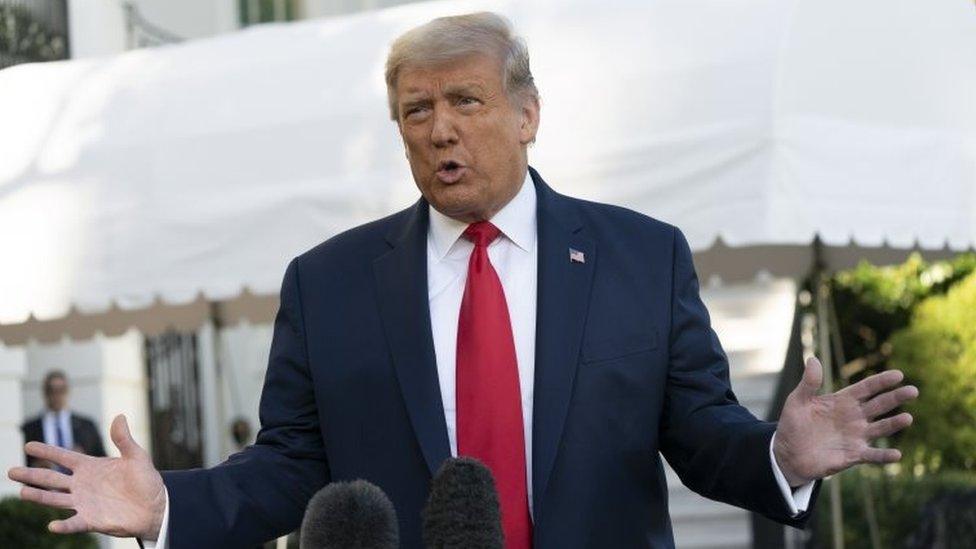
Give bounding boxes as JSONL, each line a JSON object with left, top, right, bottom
{"left": 9, "top": 12, "right": 918, "bottom": 548}
{"left": 21, "top": 371, "right": 107, "bottom": 467}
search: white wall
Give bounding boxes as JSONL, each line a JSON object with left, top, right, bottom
{"left": 67, "top": 0, "right": 239, "bottom": 59}
{"left": 67, "top": 0, "right": 127, "bottom": 59}
{"left": 129, "top": 0, "right": 239, "bottom": 41}
{"left": 301, "top": 0, "right": 420, "bottom": 18}
{"left": 196, "top": 321, "right": 274, "bottom": 465}
{"left": 0, "top": 343, "right": 27, "bottom": 497}
{"left": 217, "top": 322, "right": 273, "bottom": 458}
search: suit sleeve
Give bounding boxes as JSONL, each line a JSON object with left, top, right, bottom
{"left": 159, "top": 258, "right": 331, "bottom": 548}
{"left": 85, "top": 419, "right": 107, "bottom": 457}
{"left": 658, "top": 228, "right": 818, "bottom": 527}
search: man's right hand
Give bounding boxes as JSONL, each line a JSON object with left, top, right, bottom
{"left": 7, "top": 414, "right": 166, "bottom": 540}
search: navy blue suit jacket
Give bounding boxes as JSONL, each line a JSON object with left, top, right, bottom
{"left": 161, "top": 168, "right": 815, "bottom": 548}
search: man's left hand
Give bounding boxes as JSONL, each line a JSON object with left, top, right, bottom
{"left": 774, "top": 356, "right": 919, "bottom": 487}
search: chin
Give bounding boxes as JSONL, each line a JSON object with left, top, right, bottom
{"left": 429, "top": 184, "right": 477, "bottom": 208}
{"left": 431, "top": 199, "right": 476, "bottom": 220}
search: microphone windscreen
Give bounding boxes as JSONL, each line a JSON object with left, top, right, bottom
{"left": 422, "top": 457, "right": 504, "bottom": 549}
{"left": 300, "top": 479, "right": 399, "bottom": 549}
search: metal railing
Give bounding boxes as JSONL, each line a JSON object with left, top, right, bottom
{"left": 124, "top": 2, "right": 183, "bottom": 49}
{"left": 146, "top": 330, "right": 204, "bottom": 470}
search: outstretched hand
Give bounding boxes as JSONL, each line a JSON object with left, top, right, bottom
{"left": 774, "top": 357, "right": 919, "bottom": 487}
{"left": 7, "top": 414, "right": 166, "bottom": 540}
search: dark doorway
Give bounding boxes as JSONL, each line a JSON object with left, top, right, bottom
{"left": 145, "top": 330, "right": 203, "bottom": 470}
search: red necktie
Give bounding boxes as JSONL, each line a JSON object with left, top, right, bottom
{"left": 456, "top": 221, "right": 532, "bottom": 549}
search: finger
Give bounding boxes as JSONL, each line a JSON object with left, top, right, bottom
{"left": 860, "top": 446, "right": 902, "bottom": 464}
{"left": 21, "top": 485, "right": 73, "bottom": 509}
{"left": 841, "top": 369, "right": 905, "bottom": 401}
{"left": 794, "top": 356, "right": 823, "bottom": 399}
{"left": 866, "top": 412, "right": 914, "bottom": 439}
{"left": 49, "top": 513, "right": 89, "bottom": 534}
{"left": 24, "top": 442, "right": 83, "bottom": 470}
{"left": 862, "top": 385, "right": 919, "bottom": 419}
{"left": 110, "top": 414, "right": 144, "bottom": 459}
{"left": 8, "top": 466, "right": 71, "bottom": 491}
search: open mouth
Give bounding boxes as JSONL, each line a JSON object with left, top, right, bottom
{"left": 436, "top": 160, "right": 467, "bottom": 184}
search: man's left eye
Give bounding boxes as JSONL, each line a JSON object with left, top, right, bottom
{"left": 458, "top": 97, "right": 480, "bottom": 107}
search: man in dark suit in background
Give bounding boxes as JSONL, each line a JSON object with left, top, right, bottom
{"left": 21, "top": 370, "right": 106, "bottom": 468}
{"left": 8, "top": 12, "right": 919, "bottom": 548}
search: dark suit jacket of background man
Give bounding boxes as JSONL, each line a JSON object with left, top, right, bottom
{"left": 22, "top": 413, "right": 107, "bottom": 466}
{"left": 161, "top": 168, "right": 818, "bottom": 548}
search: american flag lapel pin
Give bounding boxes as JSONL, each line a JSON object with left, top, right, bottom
{"left": 569, "top": 248, "right": 585, "bottom": 264}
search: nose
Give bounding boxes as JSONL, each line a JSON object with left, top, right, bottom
{"left": 430, "top": 107, "right": 459, "bottom": 148}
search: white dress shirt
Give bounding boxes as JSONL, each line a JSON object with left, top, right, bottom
{"left": 427, "top": 171, "right": 539, "bottom": 512}
{"left": 147, "top": 170, "right": 812, "bottom": 548}
{"left": 42, "top": 410, "right": 74, "bottom": 450}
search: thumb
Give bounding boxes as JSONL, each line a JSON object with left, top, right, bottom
{"left": 110, "top": 414, "right": 144, "bottom": 459}
{"left": 795, "top": 356, "right": 824, "bottom": 399}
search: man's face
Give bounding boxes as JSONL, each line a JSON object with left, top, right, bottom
{"left": 44, "top": 377, "right": 68, "bottom": 412}
{"left": 395, "top": 54, "right": 540, "bottom": 222}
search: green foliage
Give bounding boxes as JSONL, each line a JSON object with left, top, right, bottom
{"left": 0, "top": 497, "right": 97, "bottom": 549}
{"left": 814, "top": 255, "right": 976, "bottom": 546}
{"left": 889, "top": 272, "right": 976, "bottom": 473}
{"left": 816, "top": 469, "right": 976, "bottom": 549}
{"left": 0, "top": 4, "right": 68, "bottom": 67}
{"left": 830, "top": 253, "right": 976, "bottom": 382}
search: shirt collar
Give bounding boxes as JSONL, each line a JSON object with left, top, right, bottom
{"left": 428, "top": 170, "right": 536, "bottom": 260}
{"left": 45, "top": 409, "right": 69, "bottom": 421}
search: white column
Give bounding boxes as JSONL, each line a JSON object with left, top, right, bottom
{"left": 67, "top": 0, "right": 128, "bottom": 58}
{"left": 197, "top": 321, "right": 225, "bottom": 467}
{"left": 0, "top": 342, "right": 27, "bottom": 497}
{"left": 212, "top": 0, "right": 241, "bottom": 33}
{"left": 217, "top": 322, "right": 273, "bottom": 459}
{"left": 97, "top": 329, "right": 152, "bottom": 455}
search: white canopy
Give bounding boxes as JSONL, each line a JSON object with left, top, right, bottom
{"left": 1, "top": 0, "right": 974, "bottom": 337}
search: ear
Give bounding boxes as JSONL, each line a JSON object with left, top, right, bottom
{"left": 518, "top": 95, "right": 541, "bottom": 145}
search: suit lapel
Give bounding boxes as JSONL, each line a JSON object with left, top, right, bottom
{"left": 530, "top": 168, "right": 596, "bottom": 516}
{"left": 372, "top": 200, "right": 452, "bottom": 477}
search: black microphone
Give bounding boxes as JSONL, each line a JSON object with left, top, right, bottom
{"left": 422, "top": 457, "right": 504, "bottom": 549}
{"left": 300, "top": 479, "right": 399, "bottom": 549}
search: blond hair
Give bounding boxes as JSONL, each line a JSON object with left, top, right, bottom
{"left": 384, "top": 12, "right": 538, "bottom": 120}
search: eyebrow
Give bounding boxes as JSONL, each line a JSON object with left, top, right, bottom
{"left": 443, "top": 82, "right": 487, "bottom": 97}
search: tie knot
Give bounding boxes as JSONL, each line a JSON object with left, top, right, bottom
{"left": 463, "top": 221, "right": 501, "bottom": 248}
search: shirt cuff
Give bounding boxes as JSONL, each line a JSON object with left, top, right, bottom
{"left": 769, "top": 432, "right": 815, "bottom": 516}
{"left": 140, "top": 487, "right": 170, "bottom": 549}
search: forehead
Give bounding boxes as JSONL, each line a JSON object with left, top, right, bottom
{"left": 396, "top": 54, "right": 504, "bottom": 97}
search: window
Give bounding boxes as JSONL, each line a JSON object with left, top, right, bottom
{"left": 239, "top": 0, "right": 300, "bottom": 27}
{"left": 0, "top": 0, "right": 69, "bottom": 70}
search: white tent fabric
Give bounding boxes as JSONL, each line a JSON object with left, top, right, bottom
{"left": 1, "top": 0, "right": 974, "bottom": 328}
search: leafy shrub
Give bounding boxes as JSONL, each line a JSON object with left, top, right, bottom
{"left": 815, "top": 469, "right": 976, "bottom": 548}
{"left": 889, "top": 272, "right": 976, "bottom": 473}
{"left": 0, "top": 497, "right": 97, "bottom": 549}
{"left": 831, "top": 253, "right": 976, "bottom": 383}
